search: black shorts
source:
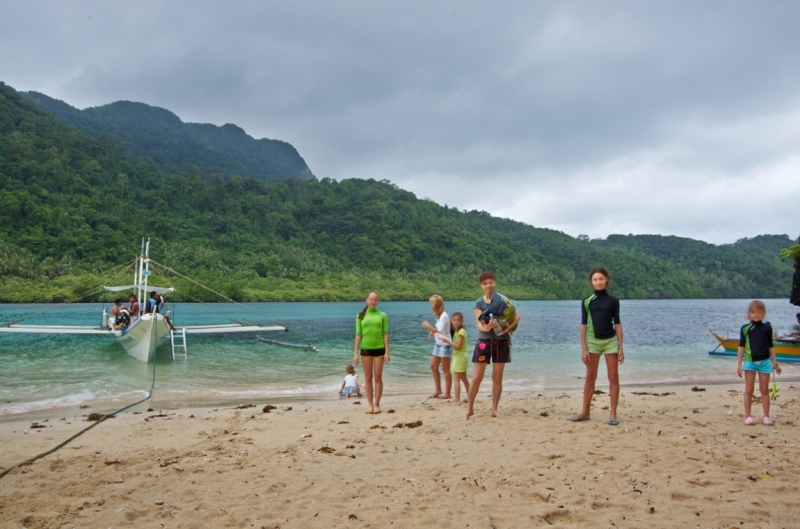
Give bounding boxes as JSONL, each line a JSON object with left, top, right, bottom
{"left": 472, "top": 338, "right": 511, "bottom": 364}
{"left": 361, "top": 348, "right": 386, "bottom": 357}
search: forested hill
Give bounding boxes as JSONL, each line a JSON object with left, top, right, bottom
{"left": 0, "top": 80, "right": 794, "bottom": 302}
{"left": 22, "top": 91, "right": 313, "bottom": 183}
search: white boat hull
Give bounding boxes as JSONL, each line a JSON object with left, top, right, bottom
{"left": 114, "top": 313, "right": 170, "bottom": 362}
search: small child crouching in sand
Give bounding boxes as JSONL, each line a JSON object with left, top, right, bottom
{"left": 737, "top": 300, "right": 781, "bottom": 425}
{"left": 441, "top": 312, "right": 469, "bottom": 405}
{"left": 339, "top": 364, "right": 363, "bottom": 398}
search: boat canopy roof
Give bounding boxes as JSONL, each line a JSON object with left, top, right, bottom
{"left": 103, "top": 285, "right": 175, "bottom": 294}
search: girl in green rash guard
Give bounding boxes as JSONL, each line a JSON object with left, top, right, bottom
{"left": 353, "top": 291, "right": 390, "bottom": 414}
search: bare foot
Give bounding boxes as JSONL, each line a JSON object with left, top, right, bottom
{"left": 491, "top": 410, "right": 503, "bottom": 418}
{"left": 450, "top": 400, "right": 462, "bottom": 406}
{"left": 366, "top": 407, "right": 375, "bottom": 414}
{"left": 373, "top": 408, "right": 382, "bottom": 414}
{"left": 464, "top": 409, "right": 474, "bottom": 420}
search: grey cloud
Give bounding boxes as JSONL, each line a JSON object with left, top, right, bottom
{"left": 1, "top": 1, "right": 798, "bottom": 243}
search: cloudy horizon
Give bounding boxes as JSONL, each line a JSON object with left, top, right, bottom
{"left": 2, "top": 1, "right": 798, "bottom": 245}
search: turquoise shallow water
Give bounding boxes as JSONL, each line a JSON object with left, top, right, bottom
{"left": 1, "top": 299, "right": 798, "bottom": 416}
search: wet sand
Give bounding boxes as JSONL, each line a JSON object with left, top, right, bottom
{"left": 1, "top": 383, "right": 800, "bottom": 528}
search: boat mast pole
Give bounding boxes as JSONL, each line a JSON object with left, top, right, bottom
{"left": 137, "top": 238, "right": 145, "bottom": 306}
{"left": 133, "top": 238, "right": 140, "bottom": 294}
{"left": 143, "top": 238, "right": 151, "bottom": 303}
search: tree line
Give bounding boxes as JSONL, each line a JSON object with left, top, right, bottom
{"left": 0, "top": 81, "right": 794, "bottom": 303}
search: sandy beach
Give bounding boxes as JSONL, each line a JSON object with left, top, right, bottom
{"left": 1, "top": 383, "right": 799, "bottom": 529}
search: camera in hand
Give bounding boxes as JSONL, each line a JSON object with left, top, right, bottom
{"left": 481, "top": 312, "right": 506, "bottom": 334}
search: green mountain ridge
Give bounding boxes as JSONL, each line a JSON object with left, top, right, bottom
{"left": 22, "top": 91, "right": 313, "bottom": 183}
{"left": 0, "top": 80, "right": 794, "bottom": 303}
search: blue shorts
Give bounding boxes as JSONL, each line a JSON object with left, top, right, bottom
{"left": 743, "top": 359, "right": 773, "bottom": 374}
{"left": 343, "top": 385, "right": 360, "bottom": 396}
{"left": 432, "top": 344, "right": 453, "bottom": 358}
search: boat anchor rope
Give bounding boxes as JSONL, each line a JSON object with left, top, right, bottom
{"left": 0, "top": 331, "right": 160, "bottom": 481}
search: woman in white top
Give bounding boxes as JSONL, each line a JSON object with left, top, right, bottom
{"left": 422, "top": 295, "right": 452, "bottom": 399}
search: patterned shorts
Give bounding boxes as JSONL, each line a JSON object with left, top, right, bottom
{"left": 472, "top": 338, "right": 511, "bottom": 364}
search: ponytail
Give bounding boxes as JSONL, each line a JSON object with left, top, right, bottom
{"left": 358, "top": 291, "right": 379, "bottom": 320}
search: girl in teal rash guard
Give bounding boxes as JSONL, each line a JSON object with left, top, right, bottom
{"left": 353, "top": 291, "right": 390, "bottom": 414}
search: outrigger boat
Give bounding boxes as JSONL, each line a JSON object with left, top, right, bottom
{"left": 709, "top": 330, "right": 800, "bottom": 363}
{"left": 0, "top": 239, "right": 289, "bottom": 362}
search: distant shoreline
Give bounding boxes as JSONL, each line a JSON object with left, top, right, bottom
{"left": 1, "top": 297, "right": 796, "bottom": 304}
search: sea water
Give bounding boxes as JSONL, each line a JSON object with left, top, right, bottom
{"left": 1, "top": 299, "right": 798, "bottom": 416}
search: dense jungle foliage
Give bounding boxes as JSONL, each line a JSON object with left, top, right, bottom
{"left": 0, "top": 81, "right": 794, "bottom": 303}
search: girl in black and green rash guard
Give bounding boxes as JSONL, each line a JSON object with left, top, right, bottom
{"left": 570, "top": 267, "right": 624, "bottom": 426}
{"left": 353, "top": 291, "right": 390, "bottom": 414}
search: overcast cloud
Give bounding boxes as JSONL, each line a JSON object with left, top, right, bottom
{"left": 1, "top": 1, "right": 798, "bottom": 243}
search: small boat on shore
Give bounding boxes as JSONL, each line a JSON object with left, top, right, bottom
{"left": 709, "top": 330, "right": 800, "bottom": 363}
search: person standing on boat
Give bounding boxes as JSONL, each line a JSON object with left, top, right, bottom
{"left": 570, "top": 267, "right": 624, "bottom": 426}
{"left": 145, "top": 291, "right": 159, "bottom": 314}
{"left": 147, "top": 291, "right": 176, "bottom": 331}
{"left": 128, "top": 294, "right": 140, "bottom": 319}
{"left": 353, "top": 291, "right": 389, "bottom": 414}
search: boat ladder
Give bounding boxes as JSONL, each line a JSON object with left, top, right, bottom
{"left": 171, "top": 328, "right": 188, "bottom": 360}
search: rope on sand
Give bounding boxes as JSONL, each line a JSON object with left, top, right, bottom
{"left": 0, "top": 329, "right": 159, "bottom": 480}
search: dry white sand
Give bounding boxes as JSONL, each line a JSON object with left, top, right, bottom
{"left": 2, "top": 383, "right": 800, "bottom": 528}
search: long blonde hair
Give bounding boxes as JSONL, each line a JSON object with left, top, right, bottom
{"left": 429, "top": 295, "right": 445, "bottom": 319}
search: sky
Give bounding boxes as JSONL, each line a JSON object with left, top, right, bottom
{"left": 1, "top": 1, "right": 798, "bottom": 244}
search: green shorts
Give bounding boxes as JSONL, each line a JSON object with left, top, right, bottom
{"left": 587, "top": 334, "right": 619, "bottom": 355}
